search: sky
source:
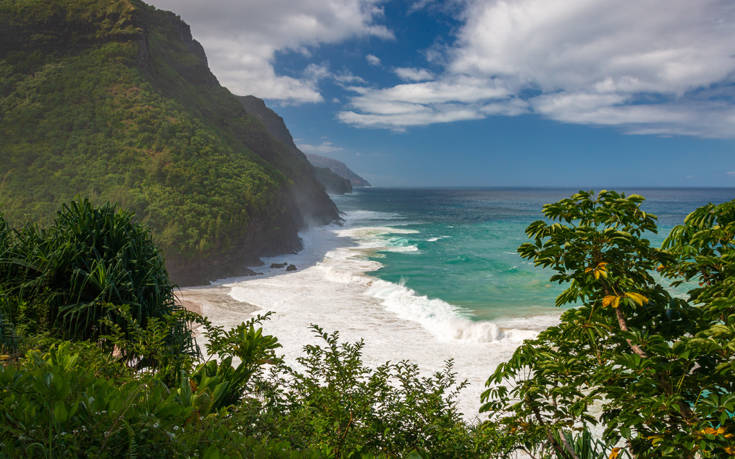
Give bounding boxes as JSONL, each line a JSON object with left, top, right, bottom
{"left": 147, "top": 0, "right": 735, "bottom": 187}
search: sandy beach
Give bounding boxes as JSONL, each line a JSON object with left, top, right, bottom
{"left": 177, "top": 286, "right": 259, "bottom": 329}
{"left": 174, "top": 222, "right": 558, "bottom": 420}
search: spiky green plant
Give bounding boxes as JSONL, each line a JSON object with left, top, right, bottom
{"left": 0, "top": 215, "right": 19, "bottom": 352}
{"left": 0, "top": 200, "right": 195, "bottom": 356}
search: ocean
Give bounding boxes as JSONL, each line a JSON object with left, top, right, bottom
{"left": 332, "top": 187, "right": 734, "bottom": 324}
{"left": 217, "top": 187, "right": 734, "bottom": 418}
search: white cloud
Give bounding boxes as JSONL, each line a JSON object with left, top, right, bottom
{"left": 408, "top": 0, "right": 468, "bottom": 15}
{"left": 366, "top": 54, "right": 382, "bottom": 66}
{"left": 338, "top": 105, "right": 485, "bottom": 129}
{"left": 339, "top": 0, "right": 735, "bottom": 137}
{"left": 408, "top": 0, "right": 435, "bottom": 12}
{"left": 530, "top": 94, "right": 735, "bottom": 137}
{"left": 297, "top": 140, "right": 344, "bottom": 155}
{"left": 303, "top": 63, "right": 331, "bottom": 81}
{"left": 147, "top": 0, "right": 393, "bottom": 103}
{"left": 338, "top": 75, "right": 518, "bottom": 128}
{"left": 394, "top": 67, "right": 434, "bottom": 81}
{"left": 450, "top": 0, "right": 735, "bottom": 95}
{"left": 727, "top": 171, "right": 735, "bottom": 176}
{"left": 334, "top": 72, "right": 367, "bottom": 85}
{"left": 353, "top": 76, "right": 508, "bottom": 107}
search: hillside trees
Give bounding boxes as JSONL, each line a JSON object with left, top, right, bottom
{"left": 0, "top": 0, "right": 339, "bottom": 285}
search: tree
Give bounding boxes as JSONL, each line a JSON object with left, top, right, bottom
{"left": 481, "top": 190, "right": 735, "bottom": 458}
{"left": 0, "top": 200, "right": 196, "bottom": 360}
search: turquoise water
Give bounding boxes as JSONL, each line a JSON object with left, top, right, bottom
{"left": 332, "top": 188, "right": 734, "bottom": 321}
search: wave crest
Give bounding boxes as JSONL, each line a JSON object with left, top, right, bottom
{"left": 365, "top": 278, "right": 539, "bottom": 344}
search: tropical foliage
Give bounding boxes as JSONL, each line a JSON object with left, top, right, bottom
{"left": 0, "top": 201, "right": 479, "bottom": 458}
{"left": 2, "top": 194, "right": 734, "bottom": 457}
{"left": 481, "top": 191, "right": 735, "bottom": 458}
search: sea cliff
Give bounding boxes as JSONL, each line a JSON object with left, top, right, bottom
{"left": 0, "top": 0, "right": 340, "bottom": 285}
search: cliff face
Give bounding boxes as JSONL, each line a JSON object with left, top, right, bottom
{"left": 0, "top": 0, "right": 339, "bottom": 285}
{"left": 306, "top": 154, "right": 371, "bottom": 187}
{"left": 238, "top": 95, "right": 352, "bottom": 195}
{"left": 312, "top": 167, "right": 352, "bottom": 194}
{"left": 238, "top": 96, "right": 295, "bottom": 149}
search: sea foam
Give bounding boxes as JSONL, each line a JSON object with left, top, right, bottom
{"left": 213, "top": 212, "right": 560, "bottom": 418}
{"left": 365, "top": 279, "right": 537, "bottom": 343}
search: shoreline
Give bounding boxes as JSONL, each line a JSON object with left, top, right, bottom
{"left": 177, "top": 286, "right": 260, "bottom": 332}
{"left": 174, "top": 218, "right": 560, "bottom": 419}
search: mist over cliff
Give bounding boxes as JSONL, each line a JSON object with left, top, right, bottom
{"left": 306, "top": 154, "right": 371, "bottom": 188}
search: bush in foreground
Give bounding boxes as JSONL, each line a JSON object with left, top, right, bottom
{"left": 0, "top": 200, "right": 478, "bottom": 457}
{"left": 0, "top": 316, "right": 477, "bottom": 457}
{"left": 0, "top": 199, "right": 196, "bottom": 367}
{"left": 2, "top": 195, "right": 734, "bottom": 458}
{"left": 481, "top": 191, "right": 735, "bottom": 458}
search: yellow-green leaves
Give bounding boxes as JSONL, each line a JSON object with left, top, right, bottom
{"left": 601, "top": 292, "right": 649, "bottom": 308}
{"left": 585, "top": 262, "right": 608, "bottom": 280}
{"left": 490, "top": 191, "right": 735, "bottom": 458}
{"left": 602, "top": 295, "right": 621, "bottom": 308}
{"left": 699, "top": 426, "right": 730, "bottom": 437}
{"left": 624, "top": 292, "right": 649, "bottom": 306}
{"left": 644, "top": 435, "right": 663, "bottom": 446}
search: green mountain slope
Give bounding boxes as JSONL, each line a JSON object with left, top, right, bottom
{"left": 0, "top": 0, "right": 339, "bottom": 284}
{"left": 238, "top": 95, "right": 352, "bottom": 194}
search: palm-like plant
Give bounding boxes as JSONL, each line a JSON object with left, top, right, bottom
{"left": 0, "top": 200, "right": 195, "bottom": 356}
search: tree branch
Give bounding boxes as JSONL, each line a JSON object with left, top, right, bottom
{"left": 531, "top": 404, "right": 566, "bottom": 459}
{"left": 615, "top": 307, "right": 647, "bottom": 358}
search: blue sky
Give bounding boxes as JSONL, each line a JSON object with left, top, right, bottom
{"left": 149, "top": 0, "right": 735, "bottom": 187}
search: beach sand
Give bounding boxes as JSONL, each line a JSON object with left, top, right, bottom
{"left": 177, "top": 286, "right": 259, "bottom": 328}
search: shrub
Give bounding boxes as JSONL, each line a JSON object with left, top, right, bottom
{"left": 0, "top": 340, "right": 323, "bottom": 458}
{"left": 0, "top": 313, "right": 481, "bottom": 457}
{"left": 243, "top": 325, "right": 482, "bottom": 457}
{"left": 0, "top": 200, "right": 196, "bottom": 359}
{"left": 481, "top": 191, "right": 735, "bottom": 458}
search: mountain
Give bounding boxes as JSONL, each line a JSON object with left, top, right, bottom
{"left": 238, "top": 95, "right": 352, "bottom": 194}
{"left": 0, "top": 0, "right": 339, "bottom": 285}
{"left": 311, "top": 167, "right": 352, "bottom": 194}
{"left": 306, "top": 154, "right": 371, "bottom": 187}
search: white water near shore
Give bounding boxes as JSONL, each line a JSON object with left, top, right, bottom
{"left": 207, "top": 211, "right": 561, "bottom": 419}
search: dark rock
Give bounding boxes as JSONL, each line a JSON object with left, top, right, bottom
{"left": 166, "top": 214, "right": 302, "bottom": 286}
{"left": 286, "top": 264, "right": 297, "bottom": 271}
{"left": 270, "top": 262, "right": 287, "bottom": 269}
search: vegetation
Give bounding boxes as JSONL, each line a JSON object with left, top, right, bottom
{"left": 7, "top": 1, "right": 732, "bottom": 456}
{"left": 0, "top": 199, "right": 198, "bottom": 382}
{"left": 0, "top": 201, "right": 478, "bottom": 457}
{"left": 481, "top": 190, "right": 735, "bottom": 458}
{"left": 0, "top": 0, "right": 336, "bottom": 284}
{"left": 1, "top": 193, "right": 733, "bottom": 457}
